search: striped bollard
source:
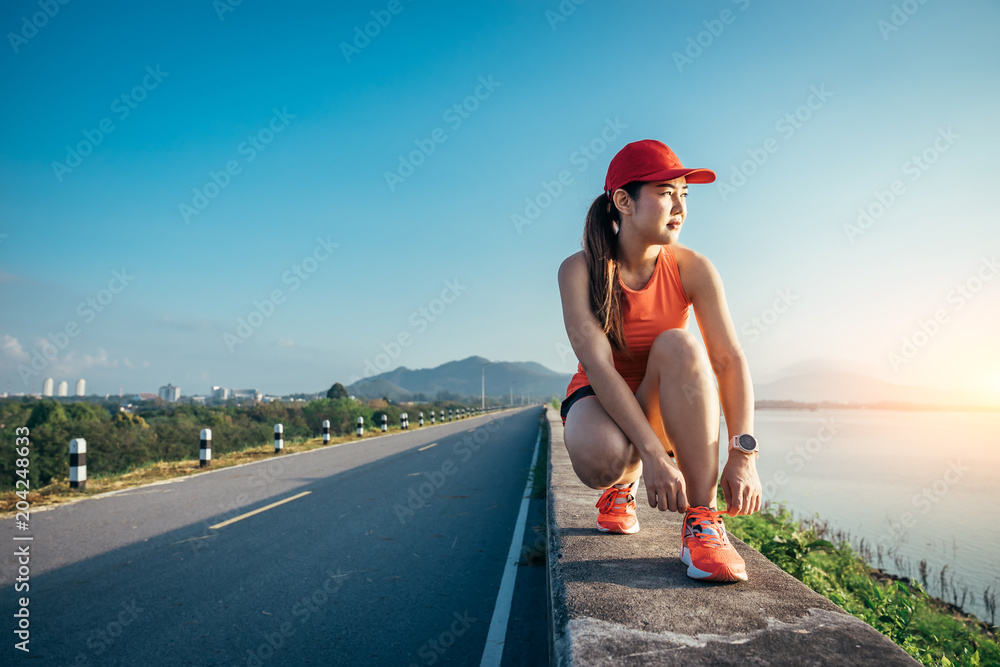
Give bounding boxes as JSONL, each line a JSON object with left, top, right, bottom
{"left": 402, "top": 413, "right": 409, "bottom": 429}
{"left": 440, "top": 410, "right": 445, "bottom": 422}
{"left": 69, "top": 438, "right": 86, "bottom": 490}
{"left": 430, "top": 411, "right": 435, "bottom": 424}
{"left": 322, "top": 420, "right": 330, "bottom": 444}
{"left": 356, "top": 416, "right": 364, "bottom": 437}
{"left": 381, "top": 414, "right": 387, "bottom": 432}
{"left": 200, "top": 428, "right": 211, "bottom": 468}
{"left": 274, "top": 424, "right": 283, "bottom": 453}
{"left": 449, "top": 409, "right": 453, "bottom": 421}
{"left": 419, "top": 411, "right": 424, "bottom": 427}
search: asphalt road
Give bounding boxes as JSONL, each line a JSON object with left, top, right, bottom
{"left": 2, "top": 404, "right": 548, "bottom": 666}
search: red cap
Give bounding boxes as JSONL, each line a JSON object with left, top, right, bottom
{"left": 604, "top": 140, "right": 716, "bottom": 198}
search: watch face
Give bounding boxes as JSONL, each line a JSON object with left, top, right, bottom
{"left": 738, "top": 434, "right": 757, "bottom": 451}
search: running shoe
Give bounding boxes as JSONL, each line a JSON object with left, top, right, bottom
{"left": 680, "top": 506, "right": 747, "bottom": 582}
{"left": 595, "top": 481, "right": 639, "bottom": 534}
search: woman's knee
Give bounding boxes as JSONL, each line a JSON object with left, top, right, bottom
{"left": 564, "top": 401, "right": 637, "bottom": 488}
{"left": 647, "top": 329, "right": 710, "bottom": 376}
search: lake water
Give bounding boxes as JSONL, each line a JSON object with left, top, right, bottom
{"left": 720, "top": 408, "right": 1000, "bottom": 623}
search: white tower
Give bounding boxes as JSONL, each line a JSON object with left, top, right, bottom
{"left": 76, "top": 379, "right": 86, "bottom": 396}
{"left": 43, "top": 378, "right": 54, "bottom": 396}
{"left": 57, "top": 381, "right": 68, "bottom": 397}
{"left": 158, "top": 383, "right": 180, "bottom": 402}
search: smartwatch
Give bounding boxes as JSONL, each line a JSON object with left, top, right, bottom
{"left": 729, "top": 433, "right": 758, "bottom": 457}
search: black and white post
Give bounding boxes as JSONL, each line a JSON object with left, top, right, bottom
{"left": 419, "top": 411, "right": 424, "bottom": 427}
{"left": 401, "top": 413, "right": 408, "bottom": 430}
{"left": 322, "top": 419, "right": 330, "bottom": 444}
{"left": 381, "top": 414, "right": 387, "bottom": 432}
{"left": 356, "top": 416, "right": 364, "bottom": 437}
{"left": 430, "top": 411, "right": 435, "bottom": 424}
{"left": 274, "top": 424, "right": 283, "bottom": 453}
{"left": 69, "top": 438, "right": 86, "bottom": 490}
{"left": 200, "top": 428, "right": 211, "bottom": 468}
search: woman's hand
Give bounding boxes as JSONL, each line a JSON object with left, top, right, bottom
{"left": 640, "top": 452, "right": 689, "bottom": 513}
{"left": 720, "top": 452, "right": 762, "bottom": 516}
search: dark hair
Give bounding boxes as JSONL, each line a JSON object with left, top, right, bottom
{"left": 582, "top": 180, "right": 645, "bottom": 360}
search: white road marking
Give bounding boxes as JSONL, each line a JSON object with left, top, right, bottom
{"left": 479, "top": 426, "right": 542, "bottom": 667}
{"left": 209, "top": 491, "right": 311, "bottom": 529}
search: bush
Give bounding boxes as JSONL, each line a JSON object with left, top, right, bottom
{"left": 0, "top": 397, "right": 486, "bottom": 491}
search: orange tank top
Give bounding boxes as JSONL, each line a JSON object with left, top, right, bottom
{"left": 565, "top": 244, "right": 691, "bottom": 398}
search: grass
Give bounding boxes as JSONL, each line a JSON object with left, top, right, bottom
{"left": 722, "top": 494, "right": 999, "bottom": 666}
{"left": 519, "top": 411, "right": 551, "bottom": 567}
{"left": 529, "top": 412, "right": 549, "bottom": 500}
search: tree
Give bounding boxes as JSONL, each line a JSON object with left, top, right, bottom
{"left": 26, "top": 400, "right": 68, "bottom": 429}
{"left": 327, "top": 382, "right": 348, "bottom": 400}
{"left": 66, "top": 402, "right": 109, "bottom": 423}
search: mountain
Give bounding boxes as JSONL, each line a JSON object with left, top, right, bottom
{"left": 753, "top": 370, "right": 988, "bottom": 407}
{"left": 344, "top": 356, "right": 993, "bottom": 408}
{"left": 345, "top": 355, "right": 572, "bottom": 402}
{"left": 347, "top": 377, "right": 412, "bottom": 402}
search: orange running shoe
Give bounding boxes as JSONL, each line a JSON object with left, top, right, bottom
{"left": 595, "top": 481, "right": 639, "bottom": 534}
{"left": 680, "top": 506, "right": 747, "bottom": 582}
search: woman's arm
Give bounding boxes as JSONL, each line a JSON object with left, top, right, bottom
{"left": 674, "top": 245, "right": 762, "bottom": 516}
{"left": 558, "top": 252, "right": 688, "bottom": 511}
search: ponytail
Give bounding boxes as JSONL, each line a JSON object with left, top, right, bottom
{"left": 581, "top": 181, "right": 643, "bottom": 360}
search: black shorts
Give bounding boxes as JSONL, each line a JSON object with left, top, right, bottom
{"left": 560, "top": 385, "right": 596, "bottom": 426}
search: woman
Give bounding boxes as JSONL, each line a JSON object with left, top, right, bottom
{"left": 556, "top": 139, "right": 762, "bottom": 582}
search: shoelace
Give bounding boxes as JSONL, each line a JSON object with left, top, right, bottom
{"left": 684, "top": 506, "right": 730, "bottom": 549}
{"left": 596, "top": 485, "right": 635, "bottom": 515}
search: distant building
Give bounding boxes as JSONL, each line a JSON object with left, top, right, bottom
{"left": 43, "top": 378, "right": 54, "bottom": 396}
{"left": 57, "top": 381, "right": 68, "bottom": 397}
{"left": 189, "top": 395, "right": 207, "bottom": 405}
{"left": 75, "top": 379, "right": 86, "bottom": 396}
{"left": 211, "top": 385, "right": 230, "bottom": 400}
{"left": 134, "top": 393, "right": 159, "bottom": 402}
{"left": 158, "top": 384, "right": 181, "bottom": 402}
{"left": 231, "top": 388, "right": 262, "bottom": 402}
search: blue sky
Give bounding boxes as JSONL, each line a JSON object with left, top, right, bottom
{"left": 2, "top": 0, "right": 999, "bottom": 401}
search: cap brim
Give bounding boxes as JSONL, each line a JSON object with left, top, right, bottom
{"left": 640, "top": 167, "right": 716, "bottom": 184}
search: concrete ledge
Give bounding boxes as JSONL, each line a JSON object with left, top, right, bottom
{"left": 544, "top": 406, "right": 918, "bottom": 666}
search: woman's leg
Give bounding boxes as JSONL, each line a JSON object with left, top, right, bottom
{"left": 633, "top": 329, "right": 720, "bottom": 508}
{"left": 563, "top": 395, "right": 642, "bottom": 490}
